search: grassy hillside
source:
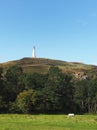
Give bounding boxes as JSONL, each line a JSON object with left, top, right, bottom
{"left": 0, "top": 114, "right": 97, "bottom": 130}
{"left": 0, "top": 57, "right": 97, "bottom": 78}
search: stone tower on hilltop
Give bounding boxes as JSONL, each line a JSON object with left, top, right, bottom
{"left": 32, "top": 46, "right": 36, "bottom": 58}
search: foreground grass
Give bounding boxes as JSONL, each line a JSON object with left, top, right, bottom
{"left": 0, "top": 114, "right": 97, "bottom": 130}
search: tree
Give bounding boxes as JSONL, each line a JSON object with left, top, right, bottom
{"left": 74, "top": 79, "right": 89, "bottom": 113}
{"left": 42, "top": 66, "right": 75, "bottom": 113}
{"left": 0, "top": 67, "right": 4, "bottom": 95}
{"left": 4, "top": 65, "right": 24, "bottom": 102}
{"left": 17, "top": 89, "right": 38, "bottom": 114}
{"left": 86, "top": 79, "right": 97, "bottom": 113}
{"left": 24, "top": 73, "right": 47, "bottom": 90}
{"left": 74, "top": 79, "right": 97, "bottom": 113}
{"left": 5, "top": 65, "right": 23, "bottom": 84}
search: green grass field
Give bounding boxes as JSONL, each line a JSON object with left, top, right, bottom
{"left": 0, "top": 114, "right": 97, "bottom": 130}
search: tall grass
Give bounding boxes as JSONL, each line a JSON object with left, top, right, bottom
{"left": 0, "top": 114, "right": 97, "bottom": 130}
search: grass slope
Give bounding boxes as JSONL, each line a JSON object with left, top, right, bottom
{"left": 0, "top": 57, "right": 97, "bottom": 76}
{"left": 0, "top": 114, "right": 97, "bottom": 130}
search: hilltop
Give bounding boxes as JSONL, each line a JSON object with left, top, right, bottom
{"left": 0, "top": 57, "right": 97, "bottom": 79}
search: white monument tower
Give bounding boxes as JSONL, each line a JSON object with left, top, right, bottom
{"left": 32, "top": 46, "right": 36, "bottom": 58}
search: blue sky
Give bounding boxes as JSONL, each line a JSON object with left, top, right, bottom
{"left": 0, "top": 0, "right": 97, "bottom": 65}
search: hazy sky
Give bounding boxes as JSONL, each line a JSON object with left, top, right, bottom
{"left": 0, "top": 0, "right": 97, "bottom": 65}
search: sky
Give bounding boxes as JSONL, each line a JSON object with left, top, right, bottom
{"left": 0, "top": 0, "right": 97, "bottom": 65}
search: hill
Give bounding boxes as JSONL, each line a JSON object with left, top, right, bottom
{"left": 0, "top": 57, "right": 97, "bottom": 79}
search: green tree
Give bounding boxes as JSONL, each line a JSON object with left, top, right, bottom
{"left": 17, "top": 89, "right": 38, "bottom": 113}
{"left": 0, "top": 67, "right": 3, "bottom": 94}
{"left": 74, "top": 79, "right": 97, "bottom": 113}
{"left": 0, "top": 67, "right": 9, "bottom": 113}
{"left": 86, "top": 79, "right": 97, "bottom": 113}
{"left": 0, "top": 96, "right": 6, "bottom": 113}
{"left": 25, "top": 73, "right": 47, "bottom": 90}
{"left": 42, "top": 66, "right": 74, "bottom": 113}
{"left": 74, "top": 80, "right": 89, "bottom": 113}
{"left": 4, "top": 65, "right": 24, "bottom": 102}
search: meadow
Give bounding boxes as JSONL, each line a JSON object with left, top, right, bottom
{"left": 0, "top": 114, "right": 97, "bottom": 130}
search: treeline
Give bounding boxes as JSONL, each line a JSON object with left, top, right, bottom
{"left": 0, "top": 65, "right": 97, "bottom": 114}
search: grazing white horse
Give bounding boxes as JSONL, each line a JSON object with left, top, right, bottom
{"left": 67, "top": 113, "right": 75, "bottom": 117}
